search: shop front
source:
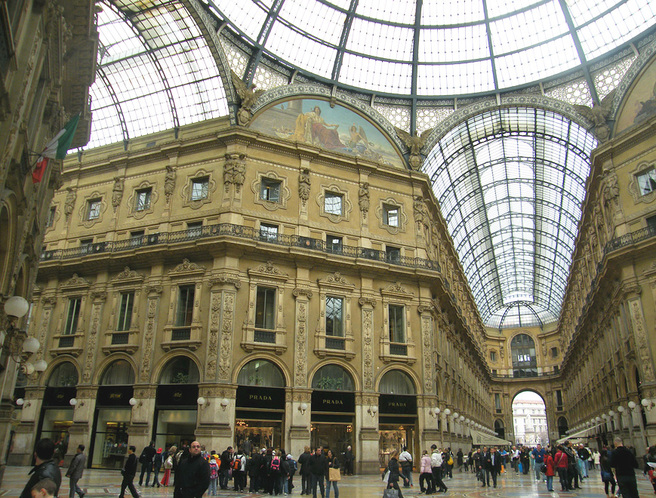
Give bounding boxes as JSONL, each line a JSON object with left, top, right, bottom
{"left": 235, "top": 385, "right": 285, "bottom": 451}
{"left": 154, "top": 384, "right": 199, "bottom": 451}
{"left": 37, "top": 386, "right": 76, "bottom": 456}
{"left": 310, "top": 390, "right": 354, "bottom": 454}
{"left": 90, "top": 385, "right": 133, "bottom": 468}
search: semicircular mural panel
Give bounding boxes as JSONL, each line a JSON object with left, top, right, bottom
{"left": 250, "top": 98, "right": 405, "bottom": 169}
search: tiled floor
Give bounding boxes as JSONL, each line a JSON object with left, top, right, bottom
{"left": 2, "top": 466, "right": 655, "bottom": 497}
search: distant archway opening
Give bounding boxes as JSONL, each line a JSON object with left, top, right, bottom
{"left": 512, "top": 391, "right": 548, "bottom": 445}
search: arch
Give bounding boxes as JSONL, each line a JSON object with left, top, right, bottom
{"left": 557, "top": 416, "right": 569, "bottom": 437}
{"left": 47, "top": 361, "right": 80, "bottom": 387}
{"left": 93, "top": 353, "right": 139, "bottom": 385}
{"left": 158, "top": 355, "right": 200, "bottom": 384}
{"left": 236, "top": 358, "right": 285, "bottom": 388}
{"left": 100, "top": 359, "right": 136, "bottom": 385}
{"left": 151, "top": 351, "right": 202, "bottom": 384}
{"left": 377, "top": 368, "right": 416, "bottom": 395}
{"left": 310, "top": 362, "right": 356, "bottom": 392}
{"left": 510, "top": 333, "right": 538, "bottom": 377}
{"left": 494, "top": 419, "right": 506, "bottom": 439}
{"left": 232, "top": 354, "right": 291, "bottom": 388}
{"left": 0, "top": 192, "right": 17, "bottom": 295}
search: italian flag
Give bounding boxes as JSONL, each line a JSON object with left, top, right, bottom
{"left": 32, "top": 114, "right": 80, "bottom": 183}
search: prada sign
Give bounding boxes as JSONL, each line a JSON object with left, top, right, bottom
{"left": 311, "top": 390, "right": 355, "bottom": 413}
{"left": 236, "top": 385, "right": 285, "bottom": 409}
{"left": 379, "top": 394, "right": 417, "bottom": 415}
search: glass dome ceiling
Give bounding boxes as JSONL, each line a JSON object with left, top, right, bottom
{"left": 423, "top": 108, "right": 597, "bottom": 329}
{"left": 207, "top": 0, "right": 656, "bottom": 97}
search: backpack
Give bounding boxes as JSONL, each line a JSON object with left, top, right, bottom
{"left": 209, "top": 459, "right": 219, "bottom": 479}
{"left": 270, "top": 456, "right": 280, "bottom": 472}
{"left": 289, "top": 458, "right": 297, "bottom": 472}
{"left": 447, "top": 456, "right": 454, "bottom": 466}
{"left": 233, "top": 455, "right": 243, "bottom": 471}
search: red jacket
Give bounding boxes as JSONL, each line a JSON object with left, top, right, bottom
{"left": 544, "top": 454, "right": 555, "bottom": 476}
{"left": 554, "top": 450, "right": 568, "bottom": 469}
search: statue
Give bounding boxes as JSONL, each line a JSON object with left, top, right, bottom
{"left": 298, "top": 168, "right": 311, "bottom": 203}
{"left": 112, "top": 177, "right": 124, "bottom": 212}
{"left": 231, "top": 70, "right": 265, "bottom": 126}
{"left": 574, "top": 89, "right": 616, "bottom": 143}
{"left": 64, "top": 187, "right": 76, "bottom": 221}
{"left": 224, "top": 153, "right": 247, "bottom": 192}
{"left": 358, "top": 182, "right": 370, "bottom": 214}
{"left": 395, "top": 127, "right": 432, "bottom": 171}
{"left": 164, "top": 165, "right": 176, "bottom": 203}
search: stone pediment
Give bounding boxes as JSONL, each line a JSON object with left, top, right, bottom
{"left": 60, "top": 273, "right": 91, "bottom": 290}
{"left": 168, "top": 259, "right": 206, "bottom": 278}
{"left": 248, "top": 261, "right": 288, "bottom": 281}
{"left": 380, "top": 282, "right": 414, "bottom": 299}
{"left": 318, "top": 272, "right": 355, "bottom": 291}
{"left": 111, "top": 267, "right": 146, "bottom": 285}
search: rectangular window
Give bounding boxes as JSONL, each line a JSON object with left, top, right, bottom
{"left": 388, "top": 304, "right": 405, "bottom": 343}
{"left": 260, "top": 223, "right": 279, "bottom": 242}
{"left": 556, "top": 390, "right": 563, "bottom": 409}
{"left": 260, "top": 178, "right": 281, "bottom": 202}
{"left": 130, "top": 230, "right": 144, "bottom": 247}
{"left": 325, "top": 296, "right": 344, "bottom": 337}
{"left": 64, "top": 298, "right": 81, "bottom": 335}
{"left": 116, "top": 292, "right": 134, "bottom": 331}
{"left": 175, "top": 285, "right": 195, "bottom": 327}
{"left": 324, "top": 192, "right": 343, "bottom": 215}
{"left": 383, "top": 204, "right": 399, "bottom": 227}
{"left": 187, "top": 221, "right": 202, "bottom": 237}
{"left": 495, "top": 393, "right": 502, "bottom": 412}
{"left": 46, "top": 207, "right": 56, "bottom": 228}
{"left": 255, "top": 286, "right": 276, "bottom": 330}
{"left": 135, "top": 188, "right": 152, "bottom": 211}
{"left": 387, "top": 246, "right": 401, "bottom": 263}
{"left": 190, "top": 177, "right": 209, "bottom": 200}
{"left": 551, "top": 347, "right": 559, "bottom": 358}
{"left": 637, "top": 168, "right": 656, "bottom": 196}
{"left": 80, "top": 238, "right": 93, "bottom": 254}
{"left": 490, "top": 351, "right": 497, "bottom": 362}
{"left": 87, "top": 199, "right": 101, "bottom": 220}
{"left": 648, "top": 215, "right": 656, "bottom": 233}
{"left": 327, "top": 235, "right": 343, "bottom": 254}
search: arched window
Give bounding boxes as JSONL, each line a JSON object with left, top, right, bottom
{"left": 379, "top": 370, "right": 415, "bottom": 395}
{"left": 311, "top": 364, "right": 354, "bottom": 391}
{"left": 237, "top": 359, "right": 285, "bottom": 387}
{"left": 494, "top": 419, "right": 505, "bottom": 440}
{"left": 159, "top": 356, "right": 200, "bottom": 384}
{"left": 47, "top": 362, "right": 79, "bottom": 387}
{"left": 101, "top": 360, "right": 135, "bottom": 385}
{"left": 511, "top": 334, "right": 537, "bottom": 377}
{"left": 557, "top": 416, "right": 569, "bottom": 437}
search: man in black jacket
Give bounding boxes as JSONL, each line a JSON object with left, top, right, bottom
{"left": 119, "top": 446, "right": 139, "bottom": 498}
{"left": 298, "top": 446, "right": 312, "bottom": 494}
{"left": 609, "top": 437, "right": 640, "bottom": 498}
{"left": 20, "top": 438, "right": 61, "bottom": 498}
{"left": 485, "top": 447, "right": 502, "bottom": 488}
{"left": 308, "top": 447, "right": 328, "bottom": 498}
{"left": 138, "top": 441, "right": 156, "bottom": 486}
{"left": 174, "top": 441, "right": 210, "bottom": 498}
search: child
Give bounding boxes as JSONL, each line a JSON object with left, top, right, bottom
{"left": 30, "top": 479, "right": 57, "bottom": 498}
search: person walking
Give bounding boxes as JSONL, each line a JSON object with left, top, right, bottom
{"left": 151, "top": 448, "right": 163, "bottom": 488}
{"left": 543, "top": 449, "right": 555, "bottom": 492}
{"left": 173, "top": 440, "right": 210, "bottom": 498}
{"left": 600, "top": 448, "right": 617, "bottom": 498}
{"left": 385, "top": 450, "right": 405, "bottom": 498}
{"left": 208, "top": 451, "right": 219, "bottom": 496}
{"left": 119, "top": 446, "right": 139, "bottom": 498}
{"left": 430, "top": 444, "right": 447, "bottom": 493}
{"left": 325, "top": 449, "right": 340, "bottom": 498}
{"left": 608, "top": 437, "right": 639, "bottom": 498}
{"left": 486, "top": 447, "right": 501, "bottom": 488}
{"left": 531, "top": 444, "right": 546, "bottom": 481}
{"left": 20, "top": 439, "right": 62, "bottom": 498}
{"left": 298, "top": 446, "right": 312, "bottom": 495}
{"left": 554, "top": 445, "right": 569, "bottom": 492}
{"left": 399, "top": 445, "right": 413, "bottom": 488}
{"left": 309, "top": 447, "right": 327, "bottom": 498}
{"left": 160, "top": 446, "right": 175, "bottom": 487}
{"left": 65, "top": 444, "right": 86, "bottom": 498}
{"left": 418, "top": 450, "right": 433, "bottom": 493}
{"left": 137, "top": 441, "right": 156, "bottom": 487}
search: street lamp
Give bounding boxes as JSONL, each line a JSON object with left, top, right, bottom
{"left": 2, "top": 296, "right": 46, "bottom": 373}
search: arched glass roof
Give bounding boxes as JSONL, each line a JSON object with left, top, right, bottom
{"left": 89, "top": 0, "right": 230, "bottom": 149}
{"left": 207, "top": 0, "right": 656, "bottom": 97}
{"left": 423, "top": 108, "right": 597, "bottom": 329}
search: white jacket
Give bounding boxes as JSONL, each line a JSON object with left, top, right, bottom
{"left": 431, "top": 451, "right": 443, "bottom": 468}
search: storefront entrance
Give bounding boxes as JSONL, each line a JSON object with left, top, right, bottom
{"left": 37, "top": 386, "right": 77, "bottom": 462}
{"left": 310, "top": 390, "right": 354, "bottom": 455}
{"left": 378, "top": 393, "right": 417, "bottom": 469}
{"left": 235, "top": 385, "right": 285, "bottom": 452}
{"left": 154, "top": 384, "right": 198, "bottom": 451}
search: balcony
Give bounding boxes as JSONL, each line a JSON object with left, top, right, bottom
{"left": 41, "top": 223, "right": 441, "bottom": 273}
{"left": 242, "top": 327, "right": 286, "bottom": 355}
{"left": 102, "top": 330, "right": 139, "bottom": 355}
{"left": 314, "top": 334, "right": 355, "bottom": 360}
{"left": 380, "top": 339, "right": 416, "bottom": 364}
{"left": 160, "top": 326, "right": 202, "bottom": 351}
{"left": 51, "top": 334, "right": 84, "bottom": 357}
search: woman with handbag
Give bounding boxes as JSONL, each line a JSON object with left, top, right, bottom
{"left": 326, "top": 449, "right": 340, "bottom": 498}
{"left": 600, "top": 449, "right": 617, "bottom": 498}
{"left": 384, "top": 450, "right": 405, "bottom": 498}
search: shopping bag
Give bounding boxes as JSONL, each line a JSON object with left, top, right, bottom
{"left": 383, "top": 487, "right": 399, "bottom": 498}
{"left": 382, "top": 470, "right": 390, "bottom": 484}
{"left": 329, "top": 468, "right": 341, "bottom": 481}
{"left": 518, "top": 462, "right": 523, "bottom": 473}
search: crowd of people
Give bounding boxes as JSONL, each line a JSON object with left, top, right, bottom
{"left": 18, "top": 436, "right": 654, "bottom": 498}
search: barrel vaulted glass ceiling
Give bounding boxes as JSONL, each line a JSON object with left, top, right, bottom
{"left": 423, "top": 108, "right": 597, "bottom": 329}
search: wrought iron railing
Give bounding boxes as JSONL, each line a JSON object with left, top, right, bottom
{"left": 389, "top": 343, "right": 408, "bottom": 356}
{"left": 605, "top": 225, "right": 656, "bottom": 253}
{"left": 171, "top": 328, "right": 191, "bottom": 341}
{"left": 325, "top": 337, "right": 345, "bottom": 350}
{"left": 254, "top": 329, "right": 276, "bottom": 344}
{"left": 111, "top": 332, "right": 130, "bottom": 345}
{"left": 41, "top": 222, "right": 441, "bottom": 272}
{"left": 58, "top": 336, "right": 75, "bottom": 348}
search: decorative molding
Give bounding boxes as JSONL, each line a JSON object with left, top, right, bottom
{"left": 217, "top": 291, "right": 236, "bottom": 382}
{"left": 380, "top": 282, "right": 414, "bottom": 299}
{"left": 293, "top": 287, "right": 313, "bottom": 299}
{"left": 60, "top": 273, "right": 91, "bottom": 290}
{"left": 375, "top": 197, "right": 407, "bottom": 235}
{"left": 111, "top": 267, "right": 146, "bottom": 285}
{"left": 317, "top": 183, "right": 352, "bottom": 224}
{"left": 294, "top": 299, "right": 309, "bottom": 387}
{"left": 627, "top": 161, "right": 656, "bottom": 205}
{"left": 318, "top": 272, "right": 354, "bottom": 289}
{"left": 126, "top": 180, "right": 159, "bottom": 220}
{"left": 248, "top": 261, "right": 289, "bottom": 281}
{"left": 168, "top": 259, "right": 207, "bottom": 277}
{"left": 251, "top": 170, "right": 291, "bottom": 211}
{"left": 209, "top": 274, "right": 242, "bottom": 289}
{"left": 224, "top": 153, "right": 247, "bottom": 193}
{"left": 358, "top": 297, "right": 377, "bottom": 308}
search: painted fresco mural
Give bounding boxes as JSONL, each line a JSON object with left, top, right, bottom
{"left": 616, "top": 55, "right": 656, "bottom": 134}
{"left": 250, "top": 99, "right": 405, "bottom": 169}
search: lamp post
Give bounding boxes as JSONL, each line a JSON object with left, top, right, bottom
{"left": 0, "top": 295, "right": 47, "bottom": 484}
